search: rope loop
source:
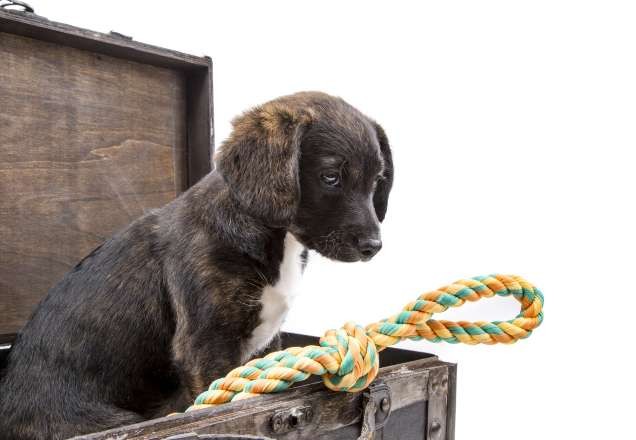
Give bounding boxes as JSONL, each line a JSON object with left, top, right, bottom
{"left": 365, "top": 274, "right": 544, "bottom": 346}
{"left": 186, "top": 274, "right": 543, "bottom": 412}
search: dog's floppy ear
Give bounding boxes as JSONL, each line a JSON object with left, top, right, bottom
{"left": 216, "top": 102, "right": 313, "bottom": 226}
{"left": 372, "top": 122, "right": 393, "bottom": 222}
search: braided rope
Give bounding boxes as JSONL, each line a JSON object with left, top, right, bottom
{"left": 187, "top": 274, "right": 543, "bottom": 411}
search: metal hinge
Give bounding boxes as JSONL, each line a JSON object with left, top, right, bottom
{"left": 0, "top": 0, "right": 35, "bottom": 13}
{"left": 108, "top": 31, "right": 133, "bottom": 41}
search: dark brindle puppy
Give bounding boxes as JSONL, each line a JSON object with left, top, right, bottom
{"left": 0, "top": 91, "right": 393, "bottom": 439}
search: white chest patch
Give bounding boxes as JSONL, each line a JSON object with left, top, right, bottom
{"left": 243, "top": 232, "right": 305, "bottom": 361}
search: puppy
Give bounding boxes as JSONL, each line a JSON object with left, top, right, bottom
{"left": 0, "top": 91, "right": 393, "bottom": 439}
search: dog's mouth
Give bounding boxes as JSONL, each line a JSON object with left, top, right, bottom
{"left": 320, "top": 245, "right": 367, "bottom": 263}
{"left": 293, "top": 230, "right": 377, "bottom": 263}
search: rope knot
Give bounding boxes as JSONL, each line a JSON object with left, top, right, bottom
{"left": 319, "top": 322, "right": 380, "bottom": 392}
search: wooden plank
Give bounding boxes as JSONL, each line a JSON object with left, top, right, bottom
{"left": 75, "top": 357, "right": 454, "bottom": 440}
{"left": 0, "top": 9, "right": 209, "bottom": 70}
{"left": 186, "top": 57, "right": 215, "bottom": 185}
{"left": 0, "top": 30, "right": 187, "bottom": 336}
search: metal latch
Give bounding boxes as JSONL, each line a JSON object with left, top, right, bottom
{"left": 357, "top": 381, "right": 392, "bottom": 440}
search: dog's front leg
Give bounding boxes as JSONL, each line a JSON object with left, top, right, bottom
{"left": 164, "top": 279, "right": 263, "bottom": 412}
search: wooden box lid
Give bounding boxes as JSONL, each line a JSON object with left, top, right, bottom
{"left": 0, "top": 7, "right": 214, "bottom": 341}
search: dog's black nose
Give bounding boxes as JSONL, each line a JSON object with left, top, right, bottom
{"left": 357, "top": 238, "right": 382, "bottom": 260}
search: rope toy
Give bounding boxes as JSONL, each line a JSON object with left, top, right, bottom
{"left": 188, "top": 273, "right": 543, "bottom": 411}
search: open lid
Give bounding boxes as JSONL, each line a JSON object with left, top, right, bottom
{"left": 0, "top": 6, "right": 214, "bottom": 341}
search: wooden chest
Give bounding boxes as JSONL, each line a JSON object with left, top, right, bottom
{"left": 0, "top": 5, "right": 455, "bottom": 439}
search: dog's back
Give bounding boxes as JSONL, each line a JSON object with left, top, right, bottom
{"left": 0, "top": 211, "right": 178, "bottom": 439}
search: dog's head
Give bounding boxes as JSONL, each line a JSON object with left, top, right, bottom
{"left": 216, "top": 92, "right": 393, "bottom": 262}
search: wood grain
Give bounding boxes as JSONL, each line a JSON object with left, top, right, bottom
{"left": 0, "top": 31, "right": 187, "bottom": 336}
{"left": 74, "top": 352, "right": 455, "bottom": 440}
{"left": 0, "top": 9, "right": 210, "bottom": 71}
{"left": 2, "top": 335, "right": 454, "bottom": 440}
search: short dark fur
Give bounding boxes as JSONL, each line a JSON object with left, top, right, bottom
{"left": 0, "top": 92, "right": 393, "bottom": 439}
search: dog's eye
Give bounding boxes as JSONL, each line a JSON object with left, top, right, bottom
{"left": 320, "top": 172, "right": 341, "bottom": 187}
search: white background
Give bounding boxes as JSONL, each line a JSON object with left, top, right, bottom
{"left": 27, "top": 1, "right": 636, "bottom": 438}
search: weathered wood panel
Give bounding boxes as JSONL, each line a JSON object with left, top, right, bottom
{"left": 73, "top": 340, "right": 455, "bottom": 440}
{"left": 0, "top": 9, "right": 211, "bottom": 71}
{"left": 0, "top": 30, "right": 188, "bottom": 336}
